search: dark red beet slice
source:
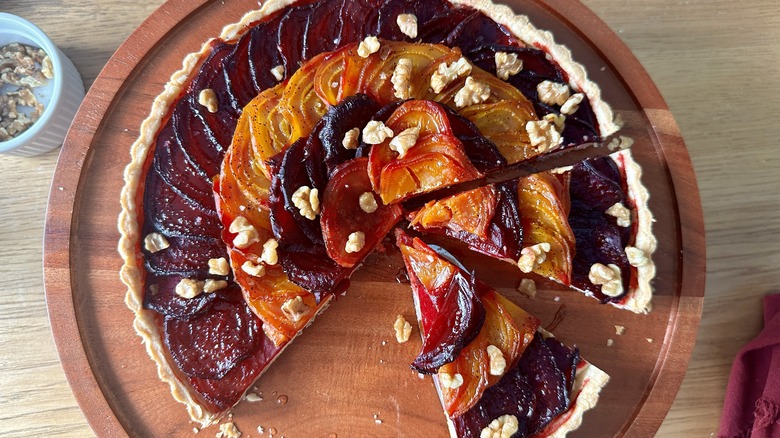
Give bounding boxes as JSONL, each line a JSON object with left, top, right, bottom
{"left": 276, "top": 2, "right": 319, "bottom": 75}
{"left": 318, "top": 94, "right": 381, "bottom": 176}
{"left": 187, "top": 41, "right": 234, "bottom": 94}
{"left": 452, "top": 333, "right": 578, "bottom": 437}
{"left": 247, "top": 21, "right": 286, "bottom": 89}
{"left": 418, "top": 7, "right": 474, "bottom": 44}
{"left": 410, "top": 269, "right": 486, "bottom": 374}
{"left": 143, "top": 169, "right": 221, "bottom": 237}
{"left": 222, "top": 34, "right": 261, "bottom": 108}
{"left": 442, "top": 10, "right": 520, "bottom": 54}
{"left": 188, "top": 42, "right": 241, "bottom": 120}
{"left": 569, "top": 156, "right": 631, "bottom": 302}
{"left": 188, "top": 325, "right": 281, "bottom": 412}
{"left": 543, "top": 336, "right": 580, "bottom": 394}
{"left": 165, "top": 287, "right": 260, "bottom": 380}
{"left": 171, "top": 97, "right": 222, "bottom": 180}
{"left": 152, "top": 127, "right": 215, "bottom": 212}
{"left": 374, "top": 0, "right": 450, "bottom": 40}
{"left": 144, "top": 273, "right": 218, "bottom": 320}
{"left": 144, "top": 235, "right": 227, "bottom": 277}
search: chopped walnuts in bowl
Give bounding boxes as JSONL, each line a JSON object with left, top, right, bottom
{"left": 0, "top": 42, "right": 53, "bottom": 141}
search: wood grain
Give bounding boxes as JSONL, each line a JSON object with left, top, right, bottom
{"left": 0, "top": 0, "right": 776, "bottom": 437}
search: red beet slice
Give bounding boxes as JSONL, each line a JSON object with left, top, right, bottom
{"left": 144, "top": 235, "right": 227, "bottom": 277}
{"left": 143, "top": 169, "right": 221, "bottom": 238}
{"left": 165, "top": 287, "right": 260, "bottom": 380}
{"left": 152, "top": 129, "right": 214, "bottom": 212}
{"left": 318, "top": 94, "right": 381, "bottom": 176}
{"left": 374, "top": 0, "right": 450, "bottom": 40}
{"left": 144, "top": 274, "right": 218, "bottom": 320}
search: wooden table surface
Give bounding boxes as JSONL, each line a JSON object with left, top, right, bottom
{"left": 1, "top": 0, "right": 777, "bottom": 436}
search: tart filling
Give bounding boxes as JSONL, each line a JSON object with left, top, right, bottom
{"left": 118, "top": 0, "right": 653, "bottom": 430}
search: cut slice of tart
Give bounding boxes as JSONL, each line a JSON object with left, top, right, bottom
{"left": 396, "top": 230, "right": 609, "bottom": 437}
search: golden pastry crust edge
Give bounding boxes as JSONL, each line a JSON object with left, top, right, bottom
{"left": 117, "top": 0, "right": 634, "bottom": 427}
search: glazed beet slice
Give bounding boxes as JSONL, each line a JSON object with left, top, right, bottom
{"left": 412, "top": 270, "right": 486, "bottom": 374}
{"left": 338, "top": 0, "right": 382, "bottom": 43}
{"left": 171, "top": 97, "right": 221, "bottom": 179}
{"left": 187, "top": 41, "right": 241, "bottom": 119}
{"left": 187, "top": 41, "right": 234, "bottom": 94}
{"left": 543, "top": 336, "right": 580, "bottom": 394}
{"left": 452, "top": 334, "right": 576, "bottom": 437}
{"left": 143, "top": 273, "right": 218, "bottom": 320}
{"left": 319, "top": 94, "right": 381, "bottom": 175}
{"left": 247, "top": 21, "right": 286, "bottom": 89}
{"left": 280, "top": 249, "right": 352, "bottom": 301}
{"left": 374, "top": 0, "right": 450, "bottom": 40}
{"left": 165, "top": 287, "right": 260, "bottom": 380}
{"left": 569, "top": 156, "right": 631, "bottom": 302}
{"left": 144, "top": 235, "right": 227, "bottom": 277}
{"left": 152, "top": 126, "right": 214, "bottom": 212}
{"left": 143, "top": 170, "right": 221, "bottom": 237}
{"left": 300, "top": 0, "right": 352, "bottom": 61}
{"left": 276, "top": 2, "right": 319, "bottom": 76}
{"left": 418, "top": 7, "right": 474, "bottom": 44}
{"left": 189, "top": 324, "right": 281, "bottom": 412}
{"left": 442, "top": 10, "right": 520, "bottom": 54}
{"left": 222, "top": 34, "right": 261, "bottom": 107}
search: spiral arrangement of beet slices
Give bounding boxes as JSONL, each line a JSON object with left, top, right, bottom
{"left": 136, "top": 0, "right": 615, "bottom": 420}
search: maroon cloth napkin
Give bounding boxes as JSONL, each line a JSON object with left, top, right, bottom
{"left": 720, "top": 294, "right": 780, "bottom": 438}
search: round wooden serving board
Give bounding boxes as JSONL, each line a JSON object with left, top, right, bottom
{"left": 43, "top": 0, "right": 705, "bottom": 436}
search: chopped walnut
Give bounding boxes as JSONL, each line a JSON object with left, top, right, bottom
{"left": 229, "top": 216, "right": 261, "bottom": 249}
{"left": 389, "top": 126, "right": 421, "bottom": 157}
{"left": 143, "top": 232, "right": 170, "bottom": 253}
{"left": 198, "top": 88, "right": 219, "bottom": 113}
{"left": 391, "top": 58, "right": 413, "bottom": 99}
{"left": 203, "top": 279, "right": 228, "bottom": 293}
{"left": 560, "top": 93, "right": 584, "bottom": 115}
{"left": 175, "top": 278, "right": 204, "bottom": 299}
{"left": 543, "top": 113, "right": 566, "bottom": 133}
{"left": 615, "top": 325, "right": 626, "bottom": 336}
{"left": 362, "top": 120, "right": 394, "bottom": 144}
{"left": 480, "top": 414, "right": 519, "bottom": 438}
{"left": 494, "top": 51, "right": 523, "bottom": 80}
{"left": 439, "top": 371, "right": 464, "bottom": 389}
{"left": 208, "top": 257, "right": 230, "bottom": 276}
{"left": 486, "top": 345, "right": 506, "bottom": 376}
{"left": 244, "top": 392, "right": 263, "bottom": 402}
{"left": 261, "top": 238, "right": 279, "bottom": 265}
{"left": 525, "top": 119, "right": 562, "bottom": 153}
{"left": 606, "top": 338, "right": 615, "bottom": 347}
{"left": 0, "top": 43, "right": 51, "bottom": 141}
{"left": 216, "top": 422, "right": 241, "bottom": 438}
{"left": 626, "top": 246, "right": 650, "bottom": 267}
{"left": 345, "top": 231, "right": 366, "bottom": 254}
{"left": 454, "top": 76, "right": 491, "bottom": 108}
{"left": 537, "top": 80, "right": 570, "bottom": 106}
{"left": 291, "top": 186, "right": 320, "bottom": 220}
{"left": 270, "top": 65, "right": 285, "bottom": 82}
{"left": 281, "top": 296, "right": 310, "bottom": 323}
{"left": 516, "top": 278, "right": 537, "bottom": 298}
{"left": 241, "top": 260, "right": 266, "bottom": 277}
{"left": 357, "top": 36, "right": 381, "bottom": 58}
{"left": 359, "top": 191, "right": 379, "bottom": 213}
{"left": 588, "top": 263, "right": 624, "bottom": 297}
{"left": 430, "top": 57, "right": 472, "bottom": 93}
{"left": 396, "top": 13, "right": 418, "bottom": 38}
{"left": 607, "top": 135, "right": 634, "bottom": 151}
{"left": 342, "top": 127, "right": 360, "bottom": 150}
{"left": 41, "top": 56, "right": 53, "bottom": 79}
{"left": 516, "top": 242, "right": 551, "bottom": 273}
{"left": 606, "top": 202, "right": 632, "bottom": 227}
{"left": 394, "top": 314, "right": 412, "bottom": 343}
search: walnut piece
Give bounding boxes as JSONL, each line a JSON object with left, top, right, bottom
{"left": 389, "top": 126, "right": 420, "bottom": 157}
{"left": 480, "top": 414, "right": 519, "bottom": 438}
{"left": 430, "top": 57, "right": 472, "bottom": 93}
{"left": 203, "top": 279, "right": 228, "bottom": 293}
{"left": 345, "top": 231, "right": 366, "bottom": 254}
{"left": 143, "top": 232, "right": 170, "bottom": 253}
{"left": 270, "top": 65, "right": 284, "bottom": 82}
{"left": 588, "top": 263, "right": 624, "bottom": 297}
{"left": 0, "top": 43, "right": 51, "bottom": 141}
{"left": 359, "top": 192, "right": 379, "bottom": 213}
{"left": 606, "top": 202, "right": 632, "bottom": 227}
{"left": 291, "top": 186, "right": 320, "bottom": 220}
{"left": 281, "top": 296, "right": 310, "bottom": 323}
{"left": 560, "top": 93, "right": 584, "bottom": 115}
{"left": 516, "top": 242, "right": 551, "bottom": 273}
{"left": 537, "top": 80, "right": 570, "bottom": 106}
{"left": 486, "top": 345, "right": 506, "bottom": 376}
{"left": 216, "top": 422, "right": 241, "bottom": 438}
{"left": 261, "top": 238, "right": 279, "bottom": 265}
{"left": 454, "top": 76, "right": 491, "bottom": 108}
{"left": 208, "top": 257, "right": 230, "bottom": 276}
{"left": 607, "top": 135, "right": 634, "bottom": 151}
{"left": 175, "top": 278, "right": 204, "bottom": 299}
{"left": 516, "top": 278, "right": 537, "bottom": 298}
{"left": 396, "top": 14, "right": 418, "bottom": 38}
{"left": 543, "top": 113, "right": 566, "bottom": 133}
{"left": 241, "top": 260, "right": 266, "bottom": 277}
{"left": 362, "top": 120, "right": 394, "bottom": 144}
{"left": 198, "top": 88, "right": 219, "bottom": 113}
{"left": 626, "top": 246, "right": 649, "bottom": 267}
{"left": 394, "top": 314, "right": 412, "bottom": 343}
{"left": 229, "top": 216, "right": 261, "bottom": 249}
{"left": 525, "top": 119, "right": 562, "bottom": 153}
{"left": 615, "top": 325, "right": 626, "bottom": 336}
{"left": 357, "top": 36, "right": 381, "bottom": 58}
{"left": 494, "top": 51, "right": 523, "bottom": 80}
{"left": 439, "top": 371, "right": 464, "bottom": 389}
{"left": 342, "top": 127, "right": 360, "bottom": 150}
{"left": 391, "top": 57, "right": 413, "bottom": 99}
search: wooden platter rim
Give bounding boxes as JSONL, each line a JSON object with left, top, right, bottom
{"left": 42, "top": 0, "right": 705, "bottom": 436}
